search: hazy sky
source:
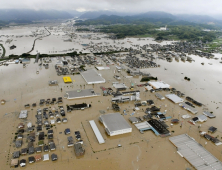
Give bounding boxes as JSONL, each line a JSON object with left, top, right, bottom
{"left": 0, "top": 0, "right": 222, "bottom": 15}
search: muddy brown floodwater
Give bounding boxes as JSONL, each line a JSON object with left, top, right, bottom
{"left": 0, "top": 56, "right": 222, "bottom": 170}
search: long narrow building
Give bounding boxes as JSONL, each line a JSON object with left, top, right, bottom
{"left": 89, "top": 120, "right": 105, "bottom": 144}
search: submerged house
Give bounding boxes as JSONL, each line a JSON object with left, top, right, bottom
{"left": 51, "top": 153, "right": 58, "bottom": 161}
{"left": 28, "top": 156, "right": 35, "bottom": 164}
{"left": 74, "top": 143, "right": 85, "bottom": 156}
{"left": 19, "top": 110, "right": 28, "bottom": 119}
{"left": 43, "top": 154, "right": 49, "bottom": 161}
{"left": 11, "top": 159, "right": 19, "bottom": 167}
{"left": 13, "top": 151, "right": 20, "bottom": 158}
{"left": 20, "top": 159, "right": 26, "bottom": 167}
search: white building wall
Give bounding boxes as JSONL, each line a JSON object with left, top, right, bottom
{"left": 109, "top": 128, "right": 132, "bottom": 136}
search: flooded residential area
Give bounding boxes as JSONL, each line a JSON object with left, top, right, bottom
{"left": 1, "top": 18, "right": 222, "bottom": 170}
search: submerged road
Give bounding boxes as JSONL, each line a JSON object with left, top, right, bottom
{"left": 27, "top": 27, "right": 51, "bottom": 54}
{"left": 0, "top": 43, "right": 6, "bottom": 58}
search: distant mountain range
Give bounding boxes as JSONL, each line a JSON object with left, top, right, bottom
{"left": 0, "top": 9, "right": 221, "bottom": 27}
{"left": 136, "top": 11, "right": 176, "bottom": 20}
{"left": 78, "top": 10, "right": 135, "bottom": 19}
{"left": 79, "top": 11, "right": 220, "bottom": 24}
{"left": 79, "top": 11, "right": 176, "bottom": 20}
{"left": 175, "top": 14, "right": 217, "bottom": 23}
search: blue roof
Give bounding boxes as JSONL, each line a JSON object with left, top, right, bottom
{"left": 65, "top": 129, "right": 70, "bottom": 132}
{"left": 139, "top": 127, "right": 160, "bottom": 136}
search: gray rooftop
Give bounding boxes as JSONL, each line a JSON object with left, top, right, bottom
{"left": 169, "top": 134, "right": 222, "bottom": 170}
{"left": 99, "top": 113, "right": 132, "bottom": 132}
{"left": 134, "top": 121, "right": 152, "bottom": 130}
{"left": 48, "top": 80, "right": 58, "bottom": 85}
{"left": 203, "top": 111, "right": 216, "bottom": 118}
{"left": 165, "top": 94, "right": 184, "bottom": 103}
{"left": 80, "top": 69, "right": 105, "bottom": 84}
{"left": 113, "top": 83, "right": 128, "bottom": 89}
{"left": 129, "top": 117, "right": 140, "bottom": 123}
{"left": 64, "top": 89, "right": 100, "bottom": 99}
{"left": 155, "top": 93, "right": 165, "bottom": 100}
{"left": 179, "top": 102, "right": 198, "bottom": 114}
{"left": 19, "top": 110, "right": 28, "bottom": 119}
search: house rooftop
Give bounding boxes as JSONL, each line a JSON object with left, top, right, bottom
{"left": 51, "top": 153, "right": 58, "bottom": 161}
{"left": 28, "top": 156, "right": 35, "bottom": 163}
{"left": 43, "top": 154, "right": 49, "bottom": 161}
{"left": 113, "top": 83, "right": 128, "bottom": 89}
{"left": 19, "top": 110, "right": 28, "bottom": 119}
{"left": 74, "top": 143, "right": 85, "bottom": 156}
{"left": 11, "top": 159, "right": 19, "bottom": 166}
{"left": 209, "top": 126, "right": 217, "bottom": 133}
{"left": 13, "top": 151, "right": 20, "bottom": 158}
{"left": 203, "top": 111, "right": 216, "bottom": 118}
{"left": 129, "top": 117, "right": 140, "bottom": 124}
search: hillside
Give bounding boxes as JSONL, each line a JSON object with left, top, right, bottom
{"left": 75, "top": 11, "right": 222, "bottom": 30}
{"left": 137, "top": 11, "right": 176, "bottom": 19}
{"left": 79, "top": 10, "right": 134, "bottom": 19}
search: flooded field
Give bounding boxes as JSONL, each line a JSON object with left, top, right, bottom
{"left": 0, "top": 23, "right": 174, "bottom": 56}
{"left": 144, "top": 53, "right": 222, "bottom": 115}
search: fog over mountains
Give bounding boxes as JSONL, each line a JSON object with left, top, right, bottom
{"left": 0, "top": 9, "right": 221, "bottom": 26}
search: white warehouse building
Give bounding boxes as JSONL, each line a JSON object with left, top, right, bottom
{"left": 99, "top": 113, "right": 132, "bottom": 136}
{"left": 80, "top": 69, "right": 105, "bottom": 84}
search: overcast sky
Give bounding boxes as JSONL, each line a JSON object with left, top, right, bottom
{"left": 0, "top": 0, "right": 222, "bottom": 15}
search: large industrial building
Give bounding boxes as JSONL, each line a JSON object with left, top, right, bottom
{"left": 148, "top": 81, "right": 170, "bottom": 89}
{"left": 64, "top": 89, "right": 100, "bottom": 100}
{"left": 165, "top": 94, "right": 184, "bottom": 103}
{"left": 80, "top": 69, "right": 105, "bottom": 84}
{"left": 169, "top": 134, "right": 222, "bottom": 170}
{"left": 99, "top": 113, "right": 132, "bottom": 136}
